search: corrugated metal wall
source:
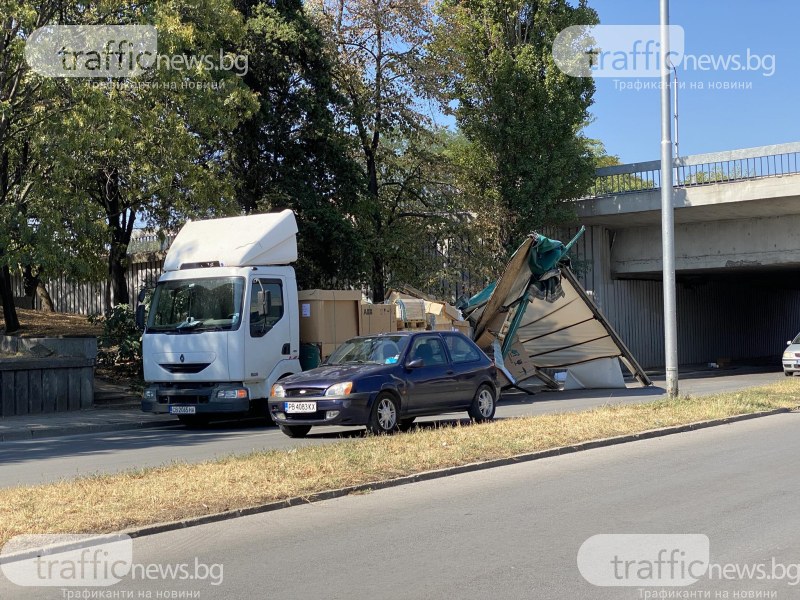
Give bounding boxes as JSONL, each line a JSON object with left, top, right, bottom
{"left": 555, "top": 224, "right": 800, "bottom": 368}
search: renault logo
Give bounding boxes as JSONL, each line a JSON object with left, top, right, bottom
{"left": 180, "top": 354, "right": 185, "bottom": 363}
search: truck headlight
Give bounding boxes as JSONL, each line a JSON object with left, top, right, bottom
{"left": 271, "top": 384, "right": 286, "bottom": 398}
{"left": 217, "top": 388, "right": 248, "bottom": 399}
{"left": 325, "top": 382, "right": 353, "bottom": 396}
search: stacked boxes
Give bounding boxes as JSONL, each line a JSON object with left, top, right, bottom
{"left": 298, "top": 290, "right": 362, "bottom": 360}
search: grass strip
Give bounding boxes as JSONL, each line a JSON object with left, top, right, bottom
{"left": 1, "top": 380, "right": 798, "bottom": 546}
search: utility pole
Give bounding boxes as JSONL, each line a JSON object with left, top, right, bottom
{"left": 660, "top": 0, "right": 679, "bottom": 397}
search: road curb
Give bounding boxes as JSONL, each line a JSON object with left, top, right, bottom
{"left": 1, "top": 407, "right": 792, "bottom": 563}
{"left": 118, "top": 407, "right": 793, "bottom": 540}
{"left": 0, "top": 419, "right": 179, "bottom": 442}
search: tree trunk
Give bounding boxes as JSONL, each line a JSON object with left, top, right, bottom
{"left": 22, "top": 265, "right": 54, "bottom": 312}
{"left": 0, "top": 264, "right": 20, "bottom": 333}
{"left": 108, "top": 241, "right": 130, "bottom": 306}
{"left": 36, "top": 280, "right": 55, "bottom": 312}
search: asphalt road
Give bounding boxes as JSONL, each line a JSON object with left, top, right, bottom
{"left": 0, "top": 368, "right": 783, "bottom": 488}
{"left": 3, "top": 410, "right": 798, "bottom": 599}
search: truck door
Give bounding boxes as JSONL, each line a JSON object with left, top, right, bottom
{"left": 244, "top": 277, "right": 290, "bottom": 397}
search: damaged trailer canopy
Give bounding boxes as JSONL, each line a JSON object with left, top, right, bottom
{"left": 460, "top": 231, "right": 652, "bottom": 390}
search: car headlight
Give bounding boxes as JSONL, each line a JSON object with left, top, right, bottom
{"left": 784, "top": 353, "right": 793, "bottom": 360}
{"left": 271, "top": 384, "right": 286, "bottom": 398}
{"left": 325, "top": 381, "right": 353, "bottom": 396}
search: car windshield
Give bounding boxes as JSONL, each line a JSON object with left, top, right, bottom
{"left": 147, "top": 277, "right": 245, "bottom": 332}
{"left": 793, "top": 333, "right": 800, "bottom": 344}
{"left": 327, "top": 336, "right": 410, "bottom": 365}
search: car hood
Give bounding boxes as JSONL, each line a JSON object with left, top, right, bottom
{"left": 785, "top": 344, "right": 800, "bottom": 357}
{"left": 283, "top": 363, "right": 394, "bottom": 388}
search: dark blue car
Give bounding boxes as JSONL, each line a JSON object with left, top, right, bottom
{"left": 268, "top": 331, "right": 499, "bottom": 438}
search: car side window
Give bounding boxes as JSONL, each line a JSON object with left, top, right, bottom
{"left": 444, "top": 335, "right": 482, "bottom": 364}
{"left": 250, "top": 279, "right": 283, "bottom": 338}
{"left": 409, "top": 337, "right": 448, "bottom": 366}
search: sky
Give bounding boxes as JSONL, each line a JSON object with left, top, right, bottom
{"left": 585, "top": 0, "right": 800, "bottom": 163}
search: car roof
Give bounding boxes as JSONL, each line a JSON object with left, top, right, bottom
{"left": 353, "top": 330, "right": 464, "bottom": 339}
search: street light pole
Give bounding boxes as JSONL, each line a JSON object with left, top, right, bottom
{"left": 660, "top": 0, "right": 679, "bottom": 397}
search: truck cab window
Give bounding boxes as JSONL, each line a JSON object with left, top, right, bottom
{"left": 250, "top": 279, "right": 284, "bottom": 337}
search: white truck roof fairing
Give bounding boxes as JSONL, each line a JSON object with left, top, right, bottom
{"left": 163, "top": 210, "right": 298, "bottom": 272}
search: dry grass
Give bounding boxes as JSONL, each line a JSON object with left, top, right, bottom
{"left": 0, "top": 308, "right": 101, "bottom": 337}
{"left": 1, "top": 380, "right": 798, "bottom": 545}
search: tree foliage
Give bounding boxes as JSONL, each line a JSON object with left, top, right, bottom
{"left": 229, "top": 0, "right": 368, "bottom": 289}
{"left": 432, "top": 0, "right": 599, "bottom": 251}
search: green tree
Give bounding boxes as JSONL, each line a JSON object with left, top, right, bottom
{"left": 0, "top": 0, "right": 67, "bottom": 331}
{"left": 432, "top": 0, "right": 599, "bottom": 251}
{"left": 229, "top": 0, "right": 368, "bottom": 288}
{"left": 310, "top": 0, "right": 472, "bottom": 300}
{"left": 39, "top": 0, "right": 258, "bottom": 306}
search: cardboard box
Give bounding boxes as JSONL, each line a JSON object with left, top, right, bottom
{"left": 504, "top": 339, "right": 538, "bottom": 383}
{"left": 435, "top": 319, "right": 472, "bottom": 337}
{"left": 360, "top": 304, "right": 397, "bottom": 335}
{"left": 298, "top": 290, "right": 362, "bottom": 346}
{"left": 319, "top": 343, "right": 339, "bottom": 362}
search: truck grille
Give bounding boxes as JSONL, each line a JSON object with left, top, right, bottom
{"left": 159, "top": 363, "right": 211, "bottom": 374}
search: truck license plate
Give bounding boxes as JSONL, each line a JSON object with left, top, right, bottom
{"left": 285, "top": 402, "right": 316, "bottom": 413}
{"left": 169, "top": 405, "right": 196, "bottom": 415}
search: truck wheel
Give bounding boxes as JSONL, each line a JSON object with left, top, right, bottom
{"left": 178, "top": 415, "right": 211, "bottom": 428}
{"left": 367, "top": 393, "right": 400, "bottom": 435}
{"left": 468, "top": 384, "right": 496, "bottom": 422}
{"left": 278, "top": 424, "right": 311, "bottom": 438}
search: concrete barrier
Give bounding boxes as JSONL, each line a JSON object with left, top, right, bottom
{"left": 0, "top": 357, "right": 94, "bottom": 416}
{"left": 0, "top": 335, "right": 97, "bottom": 359}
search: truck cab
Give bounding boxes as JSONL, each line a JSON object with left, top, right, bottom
{"left": 140, "top": 211, "right": 302, "bottom": 423}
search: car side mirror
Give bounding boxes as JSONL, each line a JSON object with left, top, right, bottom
{"left": 788, "top": 341, "right": 792, "bottom": 346}
{"left": 406, "top": 358, "right": 424, "bottom": 369}
{"left": 135, "top": 304, "right": 147, "bottom": 331}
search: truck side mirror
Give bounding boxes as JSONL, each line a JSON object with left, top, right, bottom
{"left": 135, "top": 304, "right": 147, "bottom": 331}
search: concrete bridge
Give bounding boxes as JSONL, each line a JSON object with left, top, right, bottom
{"left": 569, "top": 142, "right": 800, "bottom": 368}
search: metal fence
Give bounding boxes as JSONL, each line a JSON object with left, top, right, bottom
{"left": 589, "top": 142, "right": 800, "bottom": 198}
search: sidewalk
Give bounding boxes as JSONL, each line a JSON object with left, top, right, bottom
{"left": 0, "top": 378, "right": 177, "bottom": 442}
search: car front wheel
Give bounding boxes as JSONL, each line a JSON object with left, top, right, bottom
{"left": 278, "top": 424, "right": 312, "bottom": 438}
{"left": 468, "top": 384, "right": 496, "bottom": 422}
{"left": 368, "top": 393, "right": 400, "bottom": 435}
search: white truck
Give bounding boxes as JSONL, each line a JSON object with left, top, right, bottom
{"left": 138, "top": 210, "right": 303, "bottom": 425}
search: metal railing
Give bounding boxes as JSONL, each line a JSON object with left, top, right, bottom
{"left": 588, "top": 142, "right": 800, "bottom": 198}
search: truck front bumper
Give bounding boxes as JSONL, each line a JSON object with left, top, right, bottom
{"left": 141, "top": 384, "right": 250, "bottom": 415}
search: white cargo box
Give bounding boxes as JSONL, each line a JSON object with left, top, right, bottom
{"left": 163, "top": 210, "right": 298, "bottom": 271}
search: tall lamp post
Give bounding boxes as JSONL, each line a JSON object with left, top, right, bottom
{"left": 660, "top": 0, "right": 679, "bottom": 397}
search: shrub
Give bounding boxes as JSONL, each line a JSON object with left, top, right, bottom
{"left": 88, "top": 305, "right": 142, "bottom": 371}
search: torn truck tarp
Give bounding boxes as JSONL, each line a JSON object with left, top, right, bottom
{"left": 462, "top": 233, "right": 651, "bottom": 388}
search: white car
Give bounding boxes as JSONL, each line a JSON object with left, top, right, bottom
{"left": 783, "top": 334, "right": 800, "bottom": 376}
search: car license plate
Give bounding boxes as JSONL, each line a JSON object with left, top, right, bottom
{"left": 285, "top": 401, "right": 316, "bottom": 413}
{"left": 169, "top": 405, "right": 196, "bottom": 415}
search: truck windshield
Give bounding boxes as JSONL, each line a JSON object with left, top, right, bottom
{"left": 147, "top": 277, "right": 245, "bottom": 332}
{"left": 327, "top": 336, "right": 410, "bottom": 365}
